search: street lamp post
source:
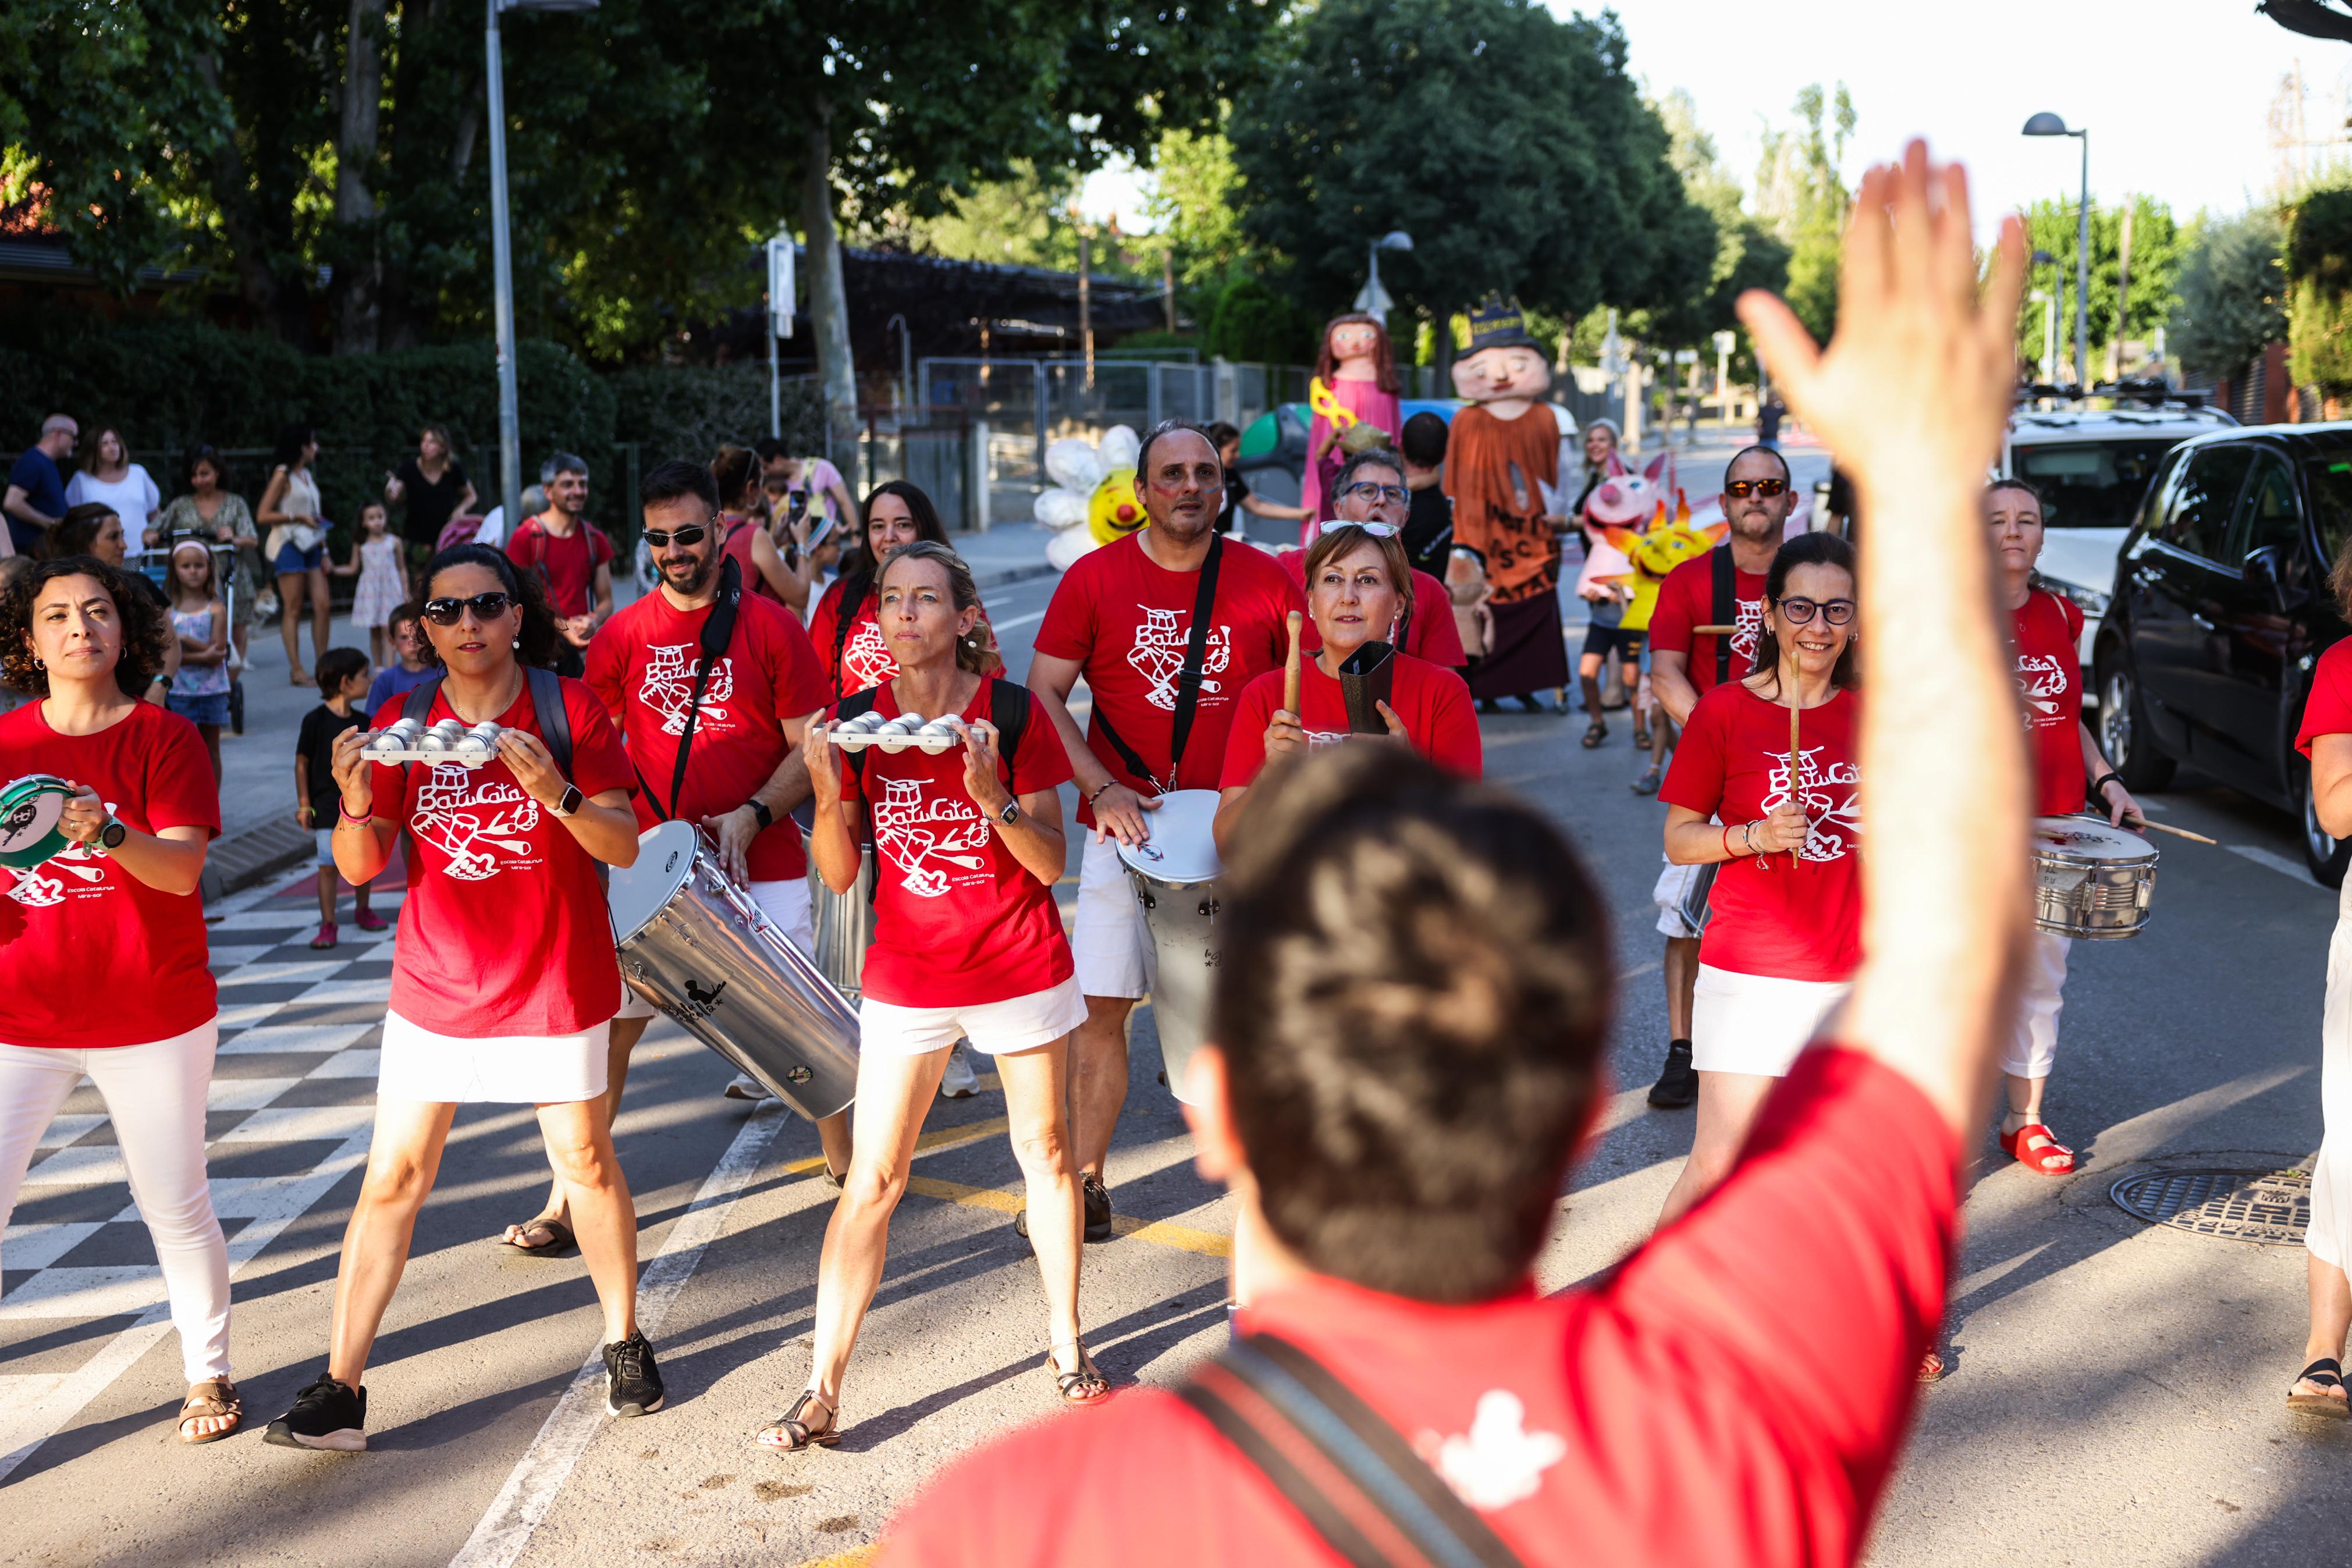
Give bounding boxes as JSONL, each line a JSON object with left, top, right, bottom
{"left": 486, "top": 0, "right": 598, "bottom": 534}
{"left": 2023, "top": 112, "right": 2091, "bottom": 390}
{"left": 1355, "top": 231, "right": 1413, "bottom": 317}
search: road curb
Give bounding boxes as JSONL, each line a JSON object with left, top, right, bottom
{"left": 201, "top": 817, "right": 313, "bottom": 905}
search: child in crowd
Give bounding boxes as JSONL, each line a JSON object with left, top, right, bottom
{"left": 363, "top": 602, "right": 432, "bottom": 714}
{"left": 296, "top": 646, "right": 382, "bottom": 950}
{"left": 340, "top": 502, "right": 410, "bottom": 669}
{"left": 165, "top": 539, "right": 233, "bottom": 780}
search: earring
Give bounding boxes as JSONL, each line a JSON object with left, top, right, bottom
{"left": 31, "top": 657, "right": 42, "bottom": 669}
{"left": 513, "top": 638, "right": 521, "bottom": 649}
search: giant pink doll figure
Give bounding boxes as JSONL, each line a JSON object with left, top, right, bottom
{"left": 1301, "top": 312, "right": 1402, "bottom": 539}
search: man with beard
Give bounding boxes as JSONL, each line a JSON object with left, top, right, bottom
{"left": 507, "top": 453, "right": 615, "bottom": 677}
{"left": 1641, "top": 444, "right": 1800, "bottom": 1110}
{"left": 1029, "top": 421, "right": 1303, "bottom": 1240}
{"left": 496, "top": 460, "right": 843, "bottom": 1254}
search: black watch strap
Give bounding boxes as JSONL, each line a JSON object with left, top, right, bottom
{"left": 749, "top": 799, "right": 773, "bottom": 831}
{"left": 2090, "top": 771, "right": 2123, "bottom": 799}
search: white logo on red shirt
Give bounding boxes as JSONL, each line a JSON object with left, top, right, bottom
{"left": 1415, "top": 1391, "right": 1567, "bottom": 1512}
{"left": 1128, "top": 607, "right": 1231, "bottom": 712}
{"left": 5, "top": 865, "right": 66, "bottom": 908}
{"left": 872, "top": 777, "right": 992, "bottom": 898}
{"left": 1763, "top": 744, "right": 1861, "bottom": 862}
{"left": 5, "top": 801, "right": 119, "bottom": 906}
{"left": 2015, "top": 652, "right": 2069, "bottom": 726}
{"left": 410, "top": 766, "right": 543, "bottom": 881}
{"left": 638, "top": 642, "right": 737, "bottom": 735}
{"left": 1730, "top": 593, "right": 1765, "bottom": 668}
{"left": 841, "top": 617, "right": 898, "bottom": 693}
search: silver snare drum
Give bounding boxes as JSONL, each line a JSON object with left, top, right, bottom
{"left": 610, "top": 821, "right": 859, "bottom": 1120}
{"left": 1118, "top": 790, "right": 1224, "bottom": 1105}
{"left": 2031, "top": 815, "right": 2158, "bottom": 940}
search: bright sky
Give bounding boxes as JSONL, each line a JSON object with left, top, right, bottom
{"left": 1083, "top": 1, "right": 2350, "bottom": 237}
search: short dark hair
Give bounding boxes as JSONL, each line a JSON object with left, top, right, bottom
{"left": 0, "top": 557, "right": 175, "bottom": 697}
{"left": 386, "top": 599, "right": 422, "bottom": 634}
{"left": 184, "top": 443, "right": 227, "bottom": 490}
{"left": 754, "top": 438, "right": 791, "bottom": 465}
{"left": 1985, "top": 475, "right": 2047, "bottom": 515}
{"left": 1332, "top": 446, "right": 1404, "bottom": 500}
{"left": 51, "top": 503, "right": 120, "bottom": 559}
{"left": 1205, "top": 421, "right": 1241, "bottom": 450}
{"left": 641, "top": 458, "right": 720, "bottom": 518}
{"left": 1754, "top": 529, "right": 1860, "bottom": 693}
{"left": 1399, "top": 410, "right": 1449, "bottom": 468}
{"left": 414, "top": 543, "right": 561, "bottom": 669}
{"left": 1134, "top": 418, "right": 1216, "bottom": 483}
{"left": 1212, "top": 746, "right": 1613, "bottom": 1302}
{"left": 1726, "top": 442, "right": 1793, "bottom": 488}
{"left": 315, "top": 645, "right": 371, "bottom": 695}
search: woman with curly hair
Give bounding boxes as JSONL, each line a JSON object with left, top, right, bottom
{"left": 0, "top": 554, "right": 239, "bottom": 1444}
{"left": 264, "top": 543, "right": 662, "bottom": 1452}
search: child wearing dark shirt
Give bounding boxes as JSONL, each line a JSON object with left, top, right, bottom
{"left": 296, "top": 646, "right": 380, "bottom": 948}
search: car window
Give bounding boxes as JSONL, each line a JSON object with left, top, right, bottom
{"left": 2159, "top": 445, "right": 2255, "bottom": 561}
{"left": 2231, "top": 456, "right": 2303, "bottom": 566}
{"left": 2012, "top": 439, "right": 2182, "bottom": 529}
{"left": 2308, "top": 456, "right": 2352, "bottom": 574}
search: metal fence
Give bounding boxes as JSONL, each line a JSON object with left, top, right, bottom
{"left": 845, "top": 407, "right": 974, "bottom": 531}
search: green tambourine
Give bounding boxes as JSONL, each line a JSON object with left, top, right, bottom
{"left": 0, "top": 774, "right": 76, "bottom": 869}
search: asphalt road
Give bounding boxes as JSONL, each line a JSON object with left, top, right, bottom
{"left": 6, "top": 451, "right": 2344, "bottom": 1566}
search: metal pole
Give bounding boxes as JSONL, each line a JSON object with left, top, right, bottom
{"left": 485, "top": 0, "right": 524, "bottom": 533}
{"left": 2073, "top": 130, "right": 2090, "bottom": 390}
{"left": 769, "top": 307, "right": 781, "bottom": 440}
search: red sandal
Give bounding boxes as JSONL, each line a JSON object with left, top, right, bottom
{"left": 2001, "top": 1121, "right": 2074, "bottom": 1176}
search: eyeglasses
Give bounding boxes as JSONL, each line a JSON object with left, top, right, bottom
{"left": 1725, "top": 477, "right": 1788, "bottom": 499}
{"left": 421, "top": 591, "right": 516, "bottom": 625}
{"left": 1323, "top": 520, "right": 1401, "bottom": 537}
{"left": 642, "top": 524, "right": 709, "bottom": 548}
{"left": 1774, "top": 596, "right": 1856, "bottom": 625}
{"left": 1341, "top": 482, "right": 1408, "bottom": 504}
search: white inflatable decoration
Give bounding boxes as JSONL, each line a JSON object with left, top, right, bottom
{"left": 1033, "top": 424, "right": 1145, "bottom": 572}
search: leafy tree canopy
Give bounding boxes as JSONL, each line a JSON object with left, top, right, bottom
{"left": 2014, "top": 193, "right": 2187, "bottom": 374}
{"left": 2167, "top": 207, "right": 2286, "bottom": 378}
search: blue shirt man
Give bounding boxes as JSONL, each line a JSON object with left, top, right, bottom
{"left": 5, "top": 415, "right": 76, "bottom": 555}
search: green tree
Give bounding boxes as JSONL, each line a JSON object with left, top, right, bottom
{"left": 2287, "top": 186, "right": 2352, "bottom": 396}
{"left": 2015, "top": 194, "right": 2188, "bottom": 378}
{"left": 2168, "top": 207, "right": 2287, "bottom": 378}
{"left": 1226, "top": 0, "right": 1713, "bottom": 332}
{"left": 1636, "top": 88, "right": 1790, "bottom": 359}
{"left": 1754, "top": 83, "right": 1853, "bottom": 344}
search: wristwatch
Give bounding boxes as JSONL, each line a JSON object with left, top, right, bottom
{"left": 551, "top": 784, "right": 584, "bottom": 819}
{"left": 90, "top": 815, "right": 127, "bottom": 856}
{"left": 997, "top": 799, "right": 1022, "bottom": 827}
{"left": 748, "top": 799, "right": 774, "bottom": 831}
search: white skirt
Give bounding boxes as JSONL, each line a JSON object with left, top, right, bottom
{"left": 378, "top": 1009, "right": 610, "bottom": 1104}
{"left": 1690, "top": 965, "right": 1851, "bottom": 1078}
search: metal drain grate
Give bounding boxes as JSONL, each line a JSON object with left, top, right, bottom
{"left": 2109, "top": 1168, "right": 2311, "bottom": 1246}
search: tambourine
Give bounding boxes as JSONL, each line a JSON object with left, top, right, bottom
{"left": 0, "top": 773, "right": 76, "bottom": 869}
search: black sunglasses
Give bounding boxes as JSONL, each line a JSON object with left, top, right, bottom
{"left": 1725, "top": 477, "right": 1788, "bottom": 499}
{"left": 1775, "top": 595, "right": 1856, "bottom": 625}
{"left": 421, "top": 591, "right": 515, "bottom": 625}
{"left": 642, "top": 524, "right": 710, "bottom": 549}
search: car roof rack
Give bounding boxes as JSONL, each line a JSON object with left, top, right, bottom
{"left": 2015, "top": 379, "right": 2212, "bottom": 411}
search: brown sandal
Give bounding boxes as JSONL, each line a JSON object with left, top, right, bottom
{"left": 178, "top": 1378, "right": 243, "bottom": 1443}
{"left": 754, "top": 1389, "right": 841, "bottom": 1451}
{"left": 1046, "top": 1341, "right": 1111, "bottom": 1407}
{"left": 498, "top": 1216, "right": 576, "bottom": 1255}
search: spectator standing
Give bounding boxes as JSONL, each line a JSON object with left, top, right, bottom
{"left": 52, "top": 504, "right": 180, "bottom": 703}
{"left": 153, "top": 446, "right": 261, "bottom": 669}
{"left": 712, "top": 444, "right": 801, "bottom": 605}
{"left": 1206, "top": 421, "right": 1306, "bottom": 540}
{"left": 383, "top": 425, "right": 477, "bottom": 568}
{"left": 761, "top": 468, "right": 840, "bottom": 617}
{"left": 506, "top": 453, "right": 613, "bottom": 678}
{"left": 341, "top": 502, "right": 410, "bottom": 669}
{"left": 4, "top": 413, "right": 76, "bottom": 556}
{"left": 759, "top": 441, "right": 855, "bottom": 540}
{"left": 364, "top": 603, "right": 432, "bottom": 714}
{"left": 294, "top": 646, "right": 382, "bottom": 950}
{"left": 474, "top": 482, "right": 542, "bottom": 553}
{"left": 1398, "top": 410, "right": 1454, "bottom": 577}
{"left": 65, "top": 426, "right": 162, "bottom": 562}
{"left": 164, "top": 539, "right": 232, "bottom": 779}
{"left": 257, "top": 424, "right": 331, "bottom": 687}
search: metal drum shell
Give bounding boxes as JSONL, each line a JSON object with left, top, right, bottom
{"left": 809, "top": 844, "right": 879, "bottom": 999}
{"left": 612, "top": 823, "right": 860, "bottom": 1121}
{"left": 2030, "top": 815, "right": 2159, "bottom": 940}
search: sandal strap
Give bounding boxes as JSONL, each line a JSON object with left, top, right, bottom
{"left": 2298, "top": 1357, "right": 2344, "bottom": 1388}
{"left": 182, "top": 1379, "right": 241, "bottom": 1418}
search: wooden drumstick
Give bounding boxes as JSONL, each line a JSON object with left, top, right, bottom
{"left": 1783, "top": 648, "right": 1802, "bottom": 870}
{"left": 1692, "top": 624, "right": 1739, "bottom": 635}
{"left": 1283, "top": 611, "right": 1303, "bottom": 715}
{"left": 2135, "top": 819, "right": 2217, "bottom": 845}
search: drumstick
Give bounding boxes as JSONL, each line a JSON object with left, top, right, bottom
{"left": 1692, "top": 624, "right": 1739, "bottom": 635}
{"left": 1283, "top": 611, "right": 1303, "bottom": 715}
{"left": 1784, "top": 650, "right": 1802, "bottom": 870}
{"left": 2136, "top": 819, "right": 2218, "bottom": 845}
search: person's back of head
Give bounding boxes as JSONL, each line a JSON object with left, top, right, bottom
{"left": 710, "top": 445, "right": 761, "bottom": 510}
{"left": 1399, "top": 411, "right": 1448, "bottom": 472}
{"left": 1213, "top": 745, "right": 1612, "bottom": 1302}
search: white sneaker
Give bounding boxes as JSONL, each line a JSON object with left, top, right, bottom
{"left": 723, "top": 1073, "right": 772, "bottom": 1101}
{"left": 939, "top": 1040, "right": 979, "bottom": 1099}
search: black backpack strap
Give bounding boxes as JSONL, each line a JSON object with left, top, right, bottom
{"left": 988, "top": 675, "right": 1031, "bottom": 787}
{"left": 527, "top": 664, "right": 573, "bottom": 780}
{"left": 400, "top": 674, "right": 445, "bottom": 727}
{"left": 1711, "top": 543, "right": 1735, "bottom": 687}
{"left": 633, "top": 556, "right": 742, "bottom": 820}
{"left": 1179, "top": 1332, "right": 1530, "bottom": 1568}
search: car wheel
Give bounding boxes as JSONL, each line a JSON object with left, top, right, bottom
{"left": 2297, "top": 758, "right": 2352, "bottom": 889}
{"left": 2098, "top": 659, "right": 2175, "bottom": 792}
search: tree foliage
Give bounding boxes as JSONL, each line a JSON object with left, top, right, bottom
{"left": 1226, "top": 0, "right": 1712, "bottom": 325}
{"left": 1637, "top": 88, "right": 1789, "bottom": 353}
{"left": 1753, "top": 84, "right": 1853, "bottom": 344}
{"left": 2288, "top": 187, "right": 2352, "bottom": 394}
{"left": 2014, "top": 193, "right": 2187, "bottom": 375}
{"left": 2168, "top": 207, "right": 2287, "bottom": 378}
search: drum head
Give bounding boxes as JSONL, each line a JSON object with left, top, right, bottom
{"left": 1117, "top": 790, "right": 1223, "bottom": 884}
{"left": 0, "top": 774, "right": 73, "bottom": 869}
{"left": 2031, "top": 815, "right": 2156, "bottom": 862}
{"left": 609, "top": 820, "right": 701, "bottom": 944}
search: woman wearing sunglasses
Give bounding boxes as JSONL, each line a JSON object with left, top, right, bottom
{"left": 264, "top": 545, "right": 660, "bottom": 1452}
{"left": 1654, "top": 530, "right": 1861, "bottom": 1226}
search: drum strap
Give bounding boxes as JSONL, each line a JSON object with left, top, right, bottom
{"left": 1179, "top": 1331, "right": 1531, "bottom": 1568}
{"left": 633, "top": 556, "right": 742, "bottom": 821}
{"left": 1711, "top": 543, "right": 1735, "bottom": 687}
{"left": 1090, "top": 535, "right": 1224, "bottom": 795}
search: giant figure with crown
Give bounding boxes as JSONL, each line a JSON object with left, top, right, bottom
{"left": 1444, "top": 296, "right": 1571, "bottom": 708}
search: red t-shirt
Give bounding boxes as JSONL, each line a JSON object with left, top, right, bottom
{"left": 507, "top": 515, "right": 616, "bottom": 618}
{"left": 1277, "top": 550, "right": 1468, "bottom": 669}
{"left": 2296, "top": 637, "right": 2352, "bottom": 758}
{"left": 371, "top": 676, "right": 635, "bottom": 1036}
{"left": 879, "top": 1048, "right": 1957, "bottom": 1568}
{"left": 2013, "top": 591, "right": 2085, "bottom": 817}
{"left": 1660, "top": 681, "right": 1862, "bottom": 983}
{"left": 1033, "top": 534, "right": 1305, "bottom": 825}
{"left": 838, "top": 679, "right": 1075, "bottom": 1008}
{"left": 1220, "top": 653, "right": 1482, "bottom": 784}
{"left": 0, "top": 701, "right": 219, "bottom": 1048}
{"left": 720, "top": 516, "right": 785, "bottom": 605}
{"left": 807, "top": 577, "right": 999, "bottom": 699}
{"left": 585, "top": 586, "right": 831, "bottom": 882}
{"left": 1648, "top": 548, "right": 1767, "bottom": 697}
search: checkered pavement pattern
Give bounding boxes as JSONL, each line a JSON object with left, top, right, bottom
{"left": 0, "top": 869, "right": 399, "bottom": 1378}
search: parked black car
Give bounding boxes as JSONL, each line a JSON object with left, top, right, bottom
{"left": 2095, "top": 424, "right": 2352, "bottom": 886}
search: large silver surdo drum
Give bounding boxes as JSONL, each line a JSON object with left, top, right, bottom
{"left": 808, "top": 842, "right": 877, "bottom": 998}
{"left": 1118, "top": 790, "right": 1224, "bottom": 1106}
{"left": 2030, "top": 815, "right": 2158, "bottom": 940}
{"left": 609, "top": 821, "right": 859, "bottom": 1120}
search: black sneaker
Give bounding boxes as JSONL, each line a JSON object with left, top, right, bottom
{"left": 604, "top": 1331, "right": 665, "bottom": 1417}
{"left": 264, "top": 1373, "right": 367, "bottom": 1452}
{"left": 1647, "top": 1040, "right": 1699, "bottom": 1109}
{"left": 1083, "top": 1173, "right": 1114, "bottom": 1243}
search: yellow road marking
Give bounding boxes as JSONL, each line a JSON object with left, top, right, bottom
{"left": 779, "top": 1117, "right": 1009, "bottom": 1176}
{"left": 790, "top": 1547, "right": 876, "bottom": 1568}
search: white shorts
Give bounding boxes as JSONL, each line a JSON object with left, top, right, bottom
{"left": 1653, "top": 856, "right": 1710, "bottom": 941}
{"left": 1690, "top": 965, "right": 1850, "bottom": 1078}
{"left": 616, "top": 877, "right": 815, "bottom": 1021}
{"left": 379, "top": 1009, "right": 612, "bottom": 1104}
{"left": 1072, "top": 834, "right": 1153, "bottom": 1000}
{"left": 859, "top": 976, "right": 1086, "bottom": 1059}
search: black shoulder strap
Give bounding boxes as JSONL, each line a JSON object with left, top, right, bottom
{"left": 400, "top": 674, "right": 445, "bottom": 727}
{"left": 1179, "top": 1332, "right": 1530, "bottom": 1568}
{"left": 1093, "top": 536, "right": 1224, "bottom": 795}
{"left": 1711, "top": 543, "right": 1735, "bottom": 685}
{"left": 989, "top": 675, "right": 1031, "bottom": 783}
{"left": 632, "top": 557, "right": 742, "bottom": 820}
{"left": 527, "top": 664, "right": 573, "bottom": 780}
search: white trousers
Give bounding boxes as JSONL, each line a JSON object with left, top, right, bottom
{"left": 0, "top": 1022, "right": 231, "bottom": 1382}
{"left": 2000, "top": 930, "right": 2073, "bottom": 1080}
{"left": 2312, "top": 887, "right": 2352, "bottom": 1271}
